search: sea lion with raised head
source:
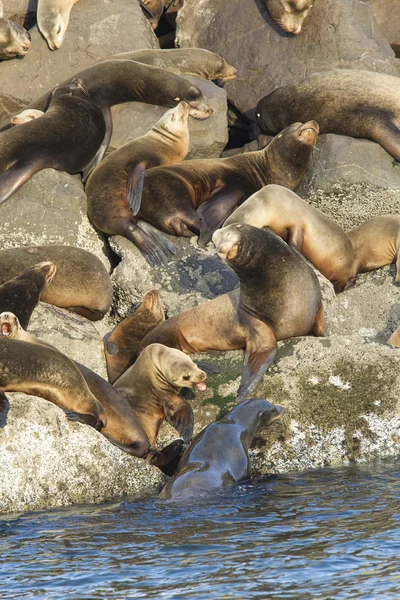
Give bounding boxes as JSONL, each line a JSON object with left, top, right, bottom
{"left": 136, "top": 121, "right": 319, "bottom": 245}
{"left": 348, "top": 215, "right": 400, "bottom": 281}
{"left": 224, "top": 184, "right": 357, "bottom": 292}
{"left": 104, "top": 290, "right": 165, "bottom": 384}
{"left": 37, "top": 0, "right": 79, "bottom": 50}
{"left": 160, "top": 398, "right": 284, "bottom": 500}
{"left": 0, "top": 262, "right": 56, "bottom": 329}
{"left": 86, "top": 102, "right": 190, "bottom": 266}
{"left": 0, "top": 18, "right": 31, "bottom": 59}
{"left": 256, "top": 70, "right": 400, "bottom": 163}
{"left": 262, "top": 0, "right": 314, "bottom": 34}
{"left": 139, "top": 225, "right": 324, "bottom": 400}
{"left": 0, "top": 79, "right": 105, "bottom": 204}
{"left": 0, "top": 245, "right": 112, "bottom": 321}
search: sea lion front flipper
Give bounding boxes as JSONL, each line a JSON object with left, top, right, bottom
{"left": 126, "top": 162, "right": 146, "bottom": 216}
{"left": 64, "top": 409, "right": 104, "bottom": 431}
{"left": 197, "top": 189, "right": 244, "bottom": 246}
{"left": 147, "top": 440, "right": 185, "bottom": 476}
{"left": 0, "top": 163, "right": 36, "bottom": 204}
{"left": 162, "top": 394, "right": 194, "bottom": 444}
{"left": 137, "top": 220, "right": 177, "bottom": 255}
{"left": 82, "top": 107, "right": 112, "bottom": 182}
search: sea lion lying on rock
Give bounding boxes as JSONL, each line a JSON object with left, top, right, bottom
{"left": 261, "top": 0, "right": 314, "bottom": 34}
{"left": 37, "top": 0, "right": 79, "bottom": 50}
{"left": 0, "top": 18, "right": 31, "bottom": 59}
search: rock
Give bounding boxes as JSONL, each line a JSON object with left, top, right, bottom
{"left": 0, "top": 394, "right": 165, "bottom": 514}
{"left": 0, "top": 0, "right": 158, "bottom": 121}
{"left": 1, "top": 0, "right": 37, "bottom": 27}
{"left": 370, "top": 0, "right": 400, "bottom": 57}
{"left": 110, "top": 76, "right": 228, "bottom": 159}
{"left": 176, "top": 0, "right": 398, "bottom": 125}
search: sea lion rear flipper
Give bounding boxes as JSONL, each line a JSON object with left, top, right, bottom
{"left": 125, "top": 221, "right": 169, "bottom": 266}
{"left": 0, "top": 163, "right": 36, "bottom": 204}
{"left": 147, "top": 440, "right": 185, "bottom": 476}
{"left": 126, "top": 162, "right": 146, "bottom": 216}
{"left": 197, "top": 189, "right": 244, "bottom": 246}
{"left": 162, "top": 394, "right": 194, "bottom": 444}
{"left": 82, "top": 107, "right": 112, "bottom": 182}
{"left": 137, "top": 220, "right": 177, "bottom": 255}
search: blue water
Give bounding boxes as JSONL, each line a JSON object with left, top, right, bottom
{"left": 1, "top": 458, "right": 400, "bottom": 599}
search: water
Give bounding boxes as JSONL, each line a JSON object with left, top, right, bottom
{"left": 1, "top": 458, "right": 400, "bottom": 600}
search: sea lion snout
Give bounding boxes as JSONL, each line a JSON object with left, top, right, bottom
{"left": 0, "top": 312, "right": 18, "bottom": 337}
{"left": 212, "top": 227, "right": 241, "bottom": 260}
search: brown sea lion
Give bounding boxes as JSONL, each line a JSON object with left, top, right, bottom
{"left": 107, "top": 48, "right": 237, "bottom": 81}
{"left": 347, "top": 216, "right": 400, "bottom": 281}
{"left": 0, "top": 245, "right": 112, "bottom": 321}
{"left": 224, "top": 184, "right": 357, "bottom": 292}
{"left": 140, "top": 225, "right": 324, "bottom": 400}
{"left": 0, "top": 79, "right": 105, "bottom": 204}
{"left": 160, "top": 398, "right": 284, "bottom": 500}
{"left": 0, "top": 262, "right": 56, "bottom": 329}
{"left": 0, "top": 18, "right": 31, "bottom": 59}
{"left": 136, "top": 121, "right": 319, "bottom": 246}
{"left": 37, "top": 0, "right": 79, "bottom": 50}
{"left": 388, "top": 327, "right": 400, "bottom": 347}
{"left": 0, "top": 336, "right": 106, "bottom": 429}
{"left": 104, "top": 290, "right": 165, "bottom": 385}
{"left": 256, "top": 70, "right": 400, "bottom": 163}
{"left": 86, "top": 102, "right": 190, "bottom": 266}
{"left": 262, "top": 0, "right": 314, "bottom": 34}
{"left": 114, "top": 343, "right": 207, "bottom": 447}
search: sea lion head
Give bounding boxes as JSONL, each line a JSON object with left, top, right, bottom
{"left": 229, "top": 398, "right": 284, "bottom": 442}
{"left": 212, "top": 225, "right": 243, "bottom": 262}
{"left": 156, "top": 102, "right": 190, "bottom": 136}
{"left": 180, "top": 85, "right": 215, "bottom": 120}
{"left": 39, "top": 8, "right": 69, "bottom": 50}
{"left": 152, "top": 344, "right": 208, "bottom": 392}
{"left": 0, "top": 312, "right": 21, "bottom": 338}
{"left": 11, "top": 109, "right": 45, "bottom": 126}
{"left": 265, "top": 0, "right": 314, "bottom": 34}
{"left": 0, "top": 19, "right": 31, "bottom": 59}
{"left": 31, "top": 262, "right": 57, "bottom": 287}
{"left": 216, "top": 57, "right": 237, "bottom": 81}
{"left": 52, "top": 78, "right": 91, "bottom": 103}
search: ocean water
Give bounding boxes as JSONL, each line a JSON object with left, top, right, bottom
{"left": 1, "top": 458, "right": 400, "bottom": 599}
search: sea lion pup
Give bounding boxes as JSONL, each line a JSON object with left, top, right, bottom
{"left": 388, "top": 327, "right": 400, "bottom": 348}
{"left": 107, "top": 48, "right": 237, "bottom": 81}
{"left": 0, "top": 18, "right": 31, "bottom": 59}
{"left": 0, "top": 262, "right": 56, "bottom": 329}
{"left": 114, "top": 344, "right": 207, "bottom": 447}
{"left": 104, "top": 290, "right": 165, "bottom": 385}
{"left": 10, "top": 109, "right": 44, "bottom": 126}
{"left": 262, "top": 0, "right": 314, "bottom": 34}
{"left": 0, "top": 337, "right": 106, "bottom": 429}
{"left": 0, "top": 245, "right": 112, "bottom": 321}
{"left": 136, "top": 121, "right": 319, "bottom": 245}
{"left": 347, "top": 216, "right": 400, "bottom": 281}
{"left": 0, "top": 79, "right": 105, "bottom": 205}
{"left": 86, "top": 102, "right": 190, "bottom": 267}
{"left": 223, "top": 184, "right": 357, "bottom": 293}
{"left": 139, "top": 225, "right": 324, "bottom": 400}
{"left": 160, "top": 398, "right": 284, "bottom": 500}
{"left": 256, "top": 70, "right": 400, "bottom": 163}
{"left": 37, "top": 0, "right": 79, "bottom": 50}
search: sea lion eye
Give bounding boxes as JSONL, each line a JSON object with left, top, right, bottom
{"left": 183, "top": 375, "right": 190, "bottom": 380}
{"left": 56, "top": 25, "right": 62, "bottom": 35}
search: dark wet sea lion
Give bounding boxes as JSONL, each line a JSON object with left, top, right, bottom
{"left": 136, "top": 121, "right": 319, "bottom": 245}
{"left": 0, "top": 18, "right": 31, "bottom": 59}
{"left": 0, "top": 79, "right": 105, "bottom": 204}
{"left": 0, "top": 245, "right": 112, "bottom": 321}
{"left": 160, "top": 398, "right": 284, "bottom": 500}
{"left": 224, "top": 184, "right": 357, "bottom": 292}
{"left": 347, "top": 216, "right": 400, "bottom": 281}
{"left": 104, "top": 290, "right": 165, "bottom": 385}
{"left": 256, "top": 70, "right": 400, "bottom": 163}
{"left": 139, "top": 225, "right": 324, "bottom": 400}
{"left": 0, "top": 262, "right": 56, "bottom": 329}
{"left": 86, "top": 102, "right": 190, "bottom": 267}
{"left": 262, "top": 0, "right": 314, "bottom": 34}
{"left": 37, "top": 0, "right": 79, "bottom": 50}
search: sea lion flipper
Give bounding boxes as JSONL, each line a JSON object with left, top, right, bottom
{"left": 162, "top": 395, "right": 194, "bottom": 444}
{"left": 311, "top": 302, "right": 325, "bottom": 337}
{"left": 125, "top": 222, "right": 169, "bottom": 266}
{"left": 137, "top": 220, "right": 177, "bottom": 255}
{"left": 126, "top": 162, "right": 146, "bottom": 216}
{"left": 147, "top": 440, "right": 185, "bottom": 476}
{"left": 0, "top": 163, "right": 35, "bottom": 204}
{"left": 197, "top": 189, "right": 243, "bottom": 246}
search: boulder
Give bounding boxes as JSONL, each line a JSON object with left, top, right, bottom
{"left": 370, "top": 0, "right": 400, "bottom": 57}
{"left": 1, "top": 0, "right": 38, "bottom": 27}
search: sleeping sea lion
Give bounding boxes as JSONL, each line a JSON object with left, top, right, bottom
{"left": 224, "top": 184, "right": 357, "bottom": 292}
{"left": 135, "top": 121, "right": 319, "bottom": 246}
{"left": 0, "top": 79, "right": 105, "bottom": 204}
{"left": 347, "top": 215, "right": 400, "bottom": 281}
{"left": 0, "top": 18, "right": 31, "bottom": 59}
{"left": 104, "top": 290, "right": 165, "bottom": 384}
{"left": 37, "top": 0, "right": 79, "bottom": 50}
{"left": 10, "top": 109, "right": 44, "bottom": 126}
{"left": 86, "top": 102, "right": 190, "bottom": 266}
{"left": 256, "top": 70, "right": 400, "bottom": 163}
{"left": 0, "top": 262, "right": 56, "bottom": 329}
{"left": 139, "top": 225, "right": 324, "bottom": 400}
{"left": 388, "top": 327, "right": 400, "bottom": 347}
{"left": 160, "top": 398, "right": 284, "bottom": 500}
{"left": 262, "top": 0, "right": 314, "bottom": 34}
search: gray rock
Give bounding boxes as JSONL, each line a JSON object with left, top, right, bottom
{"left": 370, "top": 0, "right": 400, "bottom": 56}
{"left": 0, "top": 394, "right": 165, "bottom": 514}
{"left": 110, "top": 76, "right": 228, "bottom": 159}
{"left": 176, "top": 0, "right": 398, "bottom": 124}
{"left": 1, "top": 0, "right": 37, "bottom": 26}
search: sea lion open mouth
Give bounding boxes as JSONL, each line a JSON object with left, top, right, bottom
{"left": 1, "top": 322, "right": 11, "bottom": 336}
{"left": 194, "top": 381, "right": 207, "bottom": 392}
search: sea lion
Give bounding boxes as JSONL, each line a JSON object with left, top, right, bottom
{"left": 0, "top": 245, "right": 113, "bottom": 321}
{"left": 388, "top": 327, "right": 400, "bottom": 347}
{"left": 0, "top": 262, "right": 56, "bottom": 329}
{"left": 347, "top": 216, "right": 400, "bottom": 281}
{"left": 137, "top": 0, "right": 164, "bottom": 29}
{"left": 104, "top": 290, "right": 165, "bottom": 384}
{"left": 114, "top": 343, "right": 207, "bottom": 447}
{"left": 136, "top": 121, "right": 319, "bottom": 245}
{"left": 262, "top": 0, "right": 314, "bottom": 34}
{"left": 160, "top": 398, "right": 284, "bottom": 500}
{"left": 107, "top": 48, "right": 237, "bottom": 81}
{"left": 0, "top": 336, "right": 106, "bottom": 429}
{"left": 223, "top": 184, "right": 357, "bottom": 292}
{"left": 0, "top": 18, "right": 31, "bottom": 59}
{"left": 256, "top": 70, "right": 400, "bottom": 163}
{"left": 37, "top": 0, "right": 79, "bottom": 50}
{"left": 0, "top": 79, "right": 105, "bottom": 204}
{"left": 86, "top": 102, "right": 190, "bottom": 266}
{"left": 10, "top": 109, "right": 44, "bottom": 126}
{"left": 139, "top": 225, "right": 324, "bottom": 400}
